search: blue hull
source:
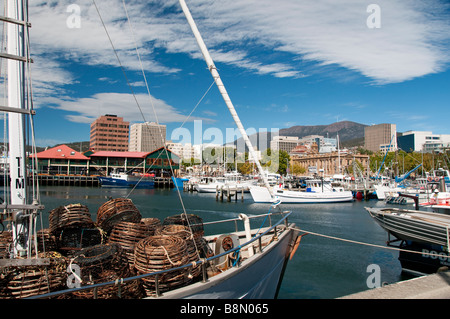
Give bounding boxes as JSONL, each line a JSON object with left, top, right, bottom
{"left": 171, "top": 176, "right": 189, "bottom": 188}
{"left": 98, "top": 176, "right": 154, "bottom": 188}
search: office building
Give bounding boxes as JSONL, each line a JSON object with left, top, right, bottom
{"left": 398, "top": 131, "right": 450, "bottom": 153}
{"left": 129, "top": 122, "right": 166, "bottom": 152}
{"left": 90, "top": 114, "right": 129, "bottom": 152}
{"left": 364, "top": 123, "right": 397, "bottom": 153}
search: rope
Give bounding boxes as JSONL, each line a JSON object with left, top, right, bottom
{"left": 288, "top": 226, "right": 450, "bottom": 259}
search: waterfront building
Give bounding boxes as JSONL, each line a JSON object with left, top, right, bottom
{"left": 291, "top": 151, "right": 369, "bottom": 176}
{"left": 398, "top": 131, "right": 450, "bottom": 153}
{"left": 90, "top": 114, "right": 129, "bottom": 152}
{"left": 90, "top": 147, "right": 180, "bottom": 177}
{"left": 129, "top": 122, "right": 166, "bottom": 152}
{"left": 364, "top": 123, "right": 397, "bottom": 153}
{"left": 32, "top": 144, "right": 90, "bottom": 175}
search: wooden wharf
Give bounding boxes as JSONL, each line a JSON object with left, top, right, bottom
{"left": 33, "top": 174, "right": 174, "bottom": 188}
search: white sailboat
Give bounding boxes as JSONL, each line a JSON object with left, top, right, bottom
{"left": 0, "top": 0, "right": 299, "bottom": 299}
{"left": 250, "top": 178, "right": 354, "bottom": 203}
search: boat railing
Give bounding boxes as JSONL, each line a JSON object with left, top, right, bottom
{"left": 26, "top": 211, "right": 292, "bottom": 299}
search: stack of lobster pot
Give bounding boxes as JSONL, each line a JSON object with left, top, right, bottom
{"left": 48, "top": 203, "right": 102, "bottom": 257}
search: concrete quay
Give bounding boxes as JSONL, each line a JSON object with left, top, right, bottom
{"left": 340, "top": 271, "right": 450, "bottom": 299}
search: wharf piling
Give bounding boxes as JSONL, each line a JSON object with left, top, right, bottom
{"left": 33, "top": 175, "right": 174, "bottom": 188}
{"left": 216, "top": 185, "right": 245, "bottom": 202}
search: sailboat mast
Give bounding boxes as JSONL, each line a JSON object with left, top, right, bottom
{"left": 179, "top": 0, "right": 272, "bottom": 194}
{"left": 6, "top": 0, "right": 30, "bottom": 257}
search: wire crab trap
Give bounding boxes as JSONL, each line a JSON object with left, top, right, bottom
{"left": 69, "top": 243, "right": 143, "bottom": 299}
{"left": 0, "top": 231, "right": 12, "bottom": 259}
{"left": 134, "top": 235, "right": 191, "bottom": 296}
{"left": 108, "top": 219, "right": 161, "bottom": 268}
{"left": 96, "top": 198, "right": 142, "bottom": 233}
{"left": 156, "top": 224, "right": 205, "bottom": 279}
{"left": 0, "top": 251, "right": 67, "bottom": 299}
{"left": 49, "top": 204, "right": 95, "bottom": 234}
{"left": 163, "top": 213, "right": 204, "bottom": 237}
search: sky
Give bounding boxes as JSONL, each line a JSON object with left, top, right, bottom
{"left": 2, "top": 0, "right": 450, "bottom": 148}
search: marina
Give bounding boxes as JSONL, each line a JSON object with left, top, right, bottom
{"left": 14, "top": 184, "right": 411, "bottom": 299}
{"left": 1, "top": 0, "right": 450, "bottom": 303}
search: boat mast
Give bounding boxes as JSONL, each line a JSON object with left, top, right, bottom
{"left": 179, "top": 0, "right": 272, "bottom": 194}
{"left": 5, "top": 0, "right": 32, "bottom": 257}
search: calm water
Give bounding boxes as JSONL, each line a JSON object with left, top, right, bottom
{"left": 23, "top": 185, "right": 408, "bottom": 299}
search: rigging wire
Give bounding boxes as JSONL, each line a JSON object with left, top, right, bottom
{"left": 92, "top": 0, "right": 218, "bottom": 257}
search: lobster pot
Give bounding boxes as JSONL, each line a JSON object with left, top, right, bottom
{"left": 108, "top": 220, "right": 159, "bottom": 267}
{"left": 163, "top": 214, "right": 204, "bottom": 237}
{"left": 0, "top": 231, "right": 12, "bottom": 259}
{"left": 3, "top": 252, "right": 67, "bottom": 299}
{"left": 49, "top": 204, "right": 94, "bottom": 234}
{"left": 156, "top": 225, "right": 202, "bottom": 278}
{"left": 141, "top": 217, "right": 162, "bottom": 232}
{"left": 57, "top": 228, "right": 103, "bottom": 257}
{"left": 96, "top": 198, "right": 141, "bottom": 233}
{"left": 34, "top": 228, "right": 58, "bottom": 253}
{"left": 70, "top": 244, "right": 142, "bottom": 299}
{"left": 134, "top": 236, "right": 190, "bottom": 296}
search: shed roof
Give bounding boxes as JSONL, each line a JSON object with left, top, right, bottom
{"left": 32, "top": 145, "right": 90, "bottom": 160}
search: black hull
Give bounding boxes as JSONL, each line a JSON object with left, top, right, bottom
{"left": 398, "top": 242, "right": 450, "bottom": 275}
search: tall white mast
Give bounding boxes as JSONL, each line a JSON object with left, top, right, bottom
{"left": 6, "top": 0, "right": 30, "bottom": 257}
{"left": 179, "top": 0, "right": 272, "bottom": 194}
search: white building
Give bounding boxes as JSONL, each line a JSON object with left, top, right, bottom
{"left": 398, "top": 131, "right": 450, "bottom": 153}
{"left": 129, "top": 122, "right": 166, "bottom": 152}
{"left": 270, "top": 136, "right": 300, "bottom": 153}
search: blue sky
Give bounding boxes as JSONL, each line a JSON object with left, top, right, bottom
{"left": 3, "top": 0, "right": 450, "bottom": 147}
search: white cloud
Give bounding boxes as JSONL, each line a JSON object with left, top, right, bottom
{"left": 18, "top": 0, "right": 450, "bottom": 128}
{"left": 27, "top": 0, "right": 450, "bottom": 84}
{"left": 53, "top": 92, "right": 209, "bottom": 124}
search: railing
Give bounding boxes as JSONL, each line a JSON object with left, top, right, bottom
{"left": 26, "top": 211, "right": 292, "bottom": 299}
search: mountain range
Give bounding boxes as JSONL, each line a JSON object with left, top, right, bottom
{"left": 232, "top": 121, "right": 367, "bottom": 152}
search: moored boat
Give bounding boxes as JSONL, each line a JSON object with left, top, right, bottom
{"left": 250, "top": 178, "right": 354, "bottom": 203}
{"left": 98, "top": 172, "right": 155, "bottom": 188}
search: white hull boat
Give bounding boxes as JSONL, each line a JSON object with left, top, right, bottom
{"left": 250, "top": 179, "right": 353, "bottom": 203}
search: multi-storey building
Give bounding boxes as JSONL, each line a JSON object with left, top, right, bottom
{"left": 270, "top": 136, "right": 300, "bottom": 153}
{"left": 364, "top": 123, "right": 397, "bottom": 153}
{"left": 398, "top": 131, "right": 450, "bottom": 153}
{"left": 90, "top": 114, "right": 129, "bottom": 152}
{"left": 129, "top": 122, "right": 166, "bottom": 152}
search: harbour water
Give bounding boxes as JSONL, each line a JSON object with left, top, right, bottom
{"left": 22, "top": 185, "right": 410, "bottom": 299}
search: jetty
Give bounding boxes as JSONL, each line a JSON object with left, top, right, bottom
{"left": 215, "top": 185, "right": 245, "bottom": 202}
{"left": 340, "top": 271, "right": 450, "bottom": 299}
{"left": 33, "top": 174, "right": 174, "bottom": 188}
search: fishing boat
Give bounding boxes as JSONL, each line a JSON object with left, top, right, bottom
{"left": 250, "top": 178, "right": 354, "bottom": 203}
{"left": 365, "top": 179, "right": 450, "bottom": 275}
{"left": 0, "top": 0, "right": 299, "bottom": 299}
{"left": 98, "top": 171, "right": 155, "bottom": 188}
{"left": 194, "top": 173, "right": 252, "bottom": 193}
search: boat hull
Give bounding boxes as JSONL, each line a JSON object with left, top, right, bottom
{"left": 249, "top": 186, "right": 354, "bottom": 203}
{"left": 365, "top": 207, "right": 450, "bottom": 247}
{"left": 98, "top": 176, "right": 155, "bottom": 188}
{"left": 153, "top": 224, "right": 296, "bottom": 299}
{"left": 172, "top": 176, "right": 189, "bottom": 188}
{"left": 397, "top": 241, "right": 450, "bottom": 275}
